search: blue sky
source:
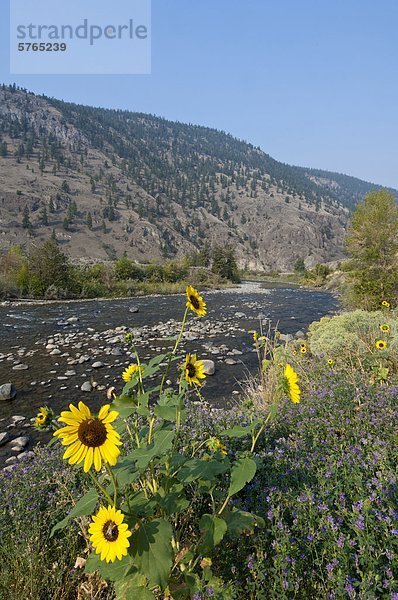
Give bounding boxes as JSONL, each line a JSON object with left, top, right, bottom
{"left": 1, "top": 0, "right": 398, "bottom": 188}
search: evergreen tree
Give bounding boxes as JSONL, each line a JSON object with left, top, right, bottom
{"left": 22, "top": 205, "right": 31, "bottom": 229}
{"left": 40, "top": 206, "right": 48, "bottom": 226}
{"left": 86, "top": 211, "right": 93, "bottom": 230}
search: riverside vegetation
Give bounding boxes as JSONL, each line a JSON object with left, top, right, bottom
{"left": 0, "top": 242, "right": 240, "bottom": 300}
{"left": 0, "top": 280, "right": 397, "bottom": 599}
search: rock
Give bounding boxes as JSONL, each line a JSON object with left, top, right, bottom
{"left": 17, "top": 451, "right": 35, "bottom": 460}
{"left": 295, "top": 330, "right": 305, "bottom": 339}
{"left": 12, "top": 364, "right": 29, "bottom": 371}
{"left": 92, "top": 361, "right": 104, "bottom": 369}
{"left": 65, "top": 370, "right": 77, "bottom": 376}
{"left": 231, "top": 349, "right": 243, "bottom": 355}
{"left": 3, "top": 465, "right": 15, "bottom": 473}
{"left": 11, "top": 436, "right": 29, "bottom": 448}
{"left": 78, "top": 355, "right": 90, "bottom": 364}
{"left": 46, "top": 344, "right": 57, "bottom": 350}
{"left": 11, "top": 415, "right": 25, "bottom": 424}
{"left": 0, "top": 432, "right": 10, "bottom": 446}
{"left": 81, "top": 382, "right": 93, "bottom": 392}
{"left": 202, "top": 360, "right": 216, "bottom": 375}
{"left": 234, "top": 312, "right": 246, "bottom": 318}
{"left": 279, "top": 333, "right": 294, "bottom": 342}
{"left": 50, "top": 349, "right": 62, "bottom": 355}
{"left": 0, "top": 383, "right": 17, "bottom": 401}
{"left": 224, "top": 358, "right": 238, "bottom": 365}
{"left": 66, "top": 316, "right": 79, "bottom": 323}
{"left": 5, "top": 456, "right": 17, "bottom": 464}
{"left": 111, "top": 348, "right": 123, "bottom": 356}
{"left": 129, "top": 306, "right": 139, "bottom": 313}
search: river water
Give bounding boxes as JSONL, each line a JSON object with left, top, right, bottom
{"left": 0, "top": 282, "right": 339, "bottom": 427}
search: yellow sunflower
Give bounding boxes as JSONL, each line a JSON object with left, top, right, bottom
{"left": 88, "top": 505, "right": 132, "bottom": 563}
{"left": 122, "top": 363, "right": 143, "bottom": 383}
{"left": 375, "top": 339, "right": 387, "bottom": 351}
{"left": 184, "top": 353, "right": 206, "bottom": 386}
{"left": 283, "top": 364, "right": 300, "bottom": 404}
{"left": 54, "top": 402, "right": 122, "bottom": 472}
{"left": 327, "top": 358, "right": 334, "bottom": 366}
{"left": 253, "top": 331, "right": 259, "bottom": 342}
{"left": 379, "top": 323, "right": 390, "bottom": 334}
{"left": 300, "top": 344, "right": 307, "bottom": 354}
{"left": 381, "top": 300, "right": 390, "bottom": 308}
{"left": 35, "top": 406, "right": 53, "bottom": 429}
{"left": 186, "top": 285, "right": 207, "bottom": 317}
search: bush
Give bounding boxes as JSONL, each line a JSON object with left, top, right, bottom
{"left": 307, "top": 309, "right": 398, "bottom": 375}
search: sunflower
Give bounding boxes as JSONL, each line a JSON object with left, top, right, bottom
{"left": 379, "top": 323, "right": 390, "bottom": 334}
{"left": 122, "top": 363, "right": 143, "bottom": 383}
{"left": 300, "top": 344, "right": 307, "bottom": 354}
{"left": 186, "top": 285, "right": 207, "bottom": 317}
{"left": 184, "top": 353, "right": 206, "bottom": 386}
{"left": 253, "top": 331, "right": 259, "bottom": 342}
{"left": 54, "top": 402, "right": 122, "bottom": 472}
{"left": 382, "top": 300, "right": 390, "bottom": 308}
{"left": 327, "top": 358, "right": 334, "bottom": 366}
{"left": 283, "top": 364, "right": 300, "bottom": 404}
{"left": 88, "top": 505, "right": 132, "bottom": 563}
{"left": 34, "top": 406, "right": 53, "bottom": 429}
{"left": 375, "top": 339, "right": 387, "bottom": 351}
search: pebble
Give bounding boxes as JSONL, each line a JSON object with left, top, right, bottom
{"left": 12, "top": 363, "right": 29, "bottom": 370}
{"left": 92, "top": 361, "right": 104, "bottom": 368}
{"left": 81, "top": 382, "right": 93, "bottom": 392}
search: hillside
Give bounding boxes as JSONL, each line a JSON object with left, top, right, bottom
{"left": 0, "top": 84, "right": 394, "bottom": 271}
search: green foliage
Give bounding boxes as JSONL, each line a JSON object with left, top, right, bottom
{"left": 308, "top": 309, "right": 398, "bottom": 375}
{"left": 346, "top": 190, "right": 398, "bottom": 309}
{"left": 50, "top": 291, "right": 272, "bottom": 598}
{"left": 211, "top": 245, "right": 240, "bottom": 283}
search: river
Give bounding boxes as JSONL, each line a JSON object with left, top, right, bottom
{"left": 0, "top": 282, "right": 339, "bottom": 464}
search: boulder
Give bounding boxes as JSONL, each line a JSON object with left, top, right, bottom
{"left": 12, "top": 364, "right": 29, "bottom": 371}
{"left": 0, "top": 383, "right": 17, "bottom": 401}
{"left": 12, "top": 436, "right": 29, "bottom": 448}
{"left": 202, "top": 360, "right": 216, "bottom": 375}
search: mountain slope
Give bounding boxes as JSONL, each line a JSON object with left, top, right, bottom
{"left": 0, "top": 84, "right": 394, "bottom": 270}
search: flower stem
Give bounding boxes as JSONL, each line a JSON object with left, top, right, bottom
{"left": 88, "top": 470, "right": 113, "bottom": 506}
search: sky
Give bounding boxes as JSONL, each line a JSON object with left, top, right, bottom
{"left": 1, "top": 0, "right": 398, "bottom": 188}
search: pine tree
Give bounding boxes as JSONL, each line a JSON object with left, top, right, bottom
{"left": 86, "top": 211, "right": 93, "bottom": 230}
{"left": 22, "top": 205, "right": 31, "bottom": 229}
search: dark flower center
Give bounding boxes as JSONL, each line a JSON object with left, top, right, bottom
{"left": 189, "top": 295, "right": 200, "bottom": 309}
{"left": 186, "top": 363, "right": 197, "bottom": 378}
{"left": 102, "top": 520, "right": 119, "bottom": 542}
{"left": 78, "top": 418, "right": 107, "bottom": 447}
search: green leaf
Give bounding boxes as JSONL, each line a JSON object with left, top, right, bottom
{"left": 154, "top": 393, "right": 185, "bottom": 422}
{"left": 130, "top": 518, "right": 173, "bottom": 590}
{"left": 224, "top": 508, "right": 265, "bottom": 537}
{"left": 228, "top": 457, "right": 257, "bottom": 497}
{"left": 220, "top": 421, "right": 262, "bottom": 438}
{"left": 136, "top": 392, "right": 150, "bottom": 417}
{"left": 198, "top": 514, "right": 227, "bottom": 553}
{"left": 177, "top": 458, "right": 229, "bottom": 484}
{"left": 112, "top": 458, "right": 140, "bottom": 488}
{"left": 114, "top": 579, "right": 155, "bottom": 600}
{"left": 147, "top": 354, "right": 169, "bottom": 368}
{"left": 85, "top": 552, "right": 135, "bottom": 581}
{"left": 51, "top": 488, "right": 98, "bottom": 537}
{"left": 129, "top": 429, "right": 175, "bottom": 470}
{"left": 127, "top": 490, "right": 156, "bottom": 518}
{"left": 154, "top": 485, "right": 190, "bottom": 515}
